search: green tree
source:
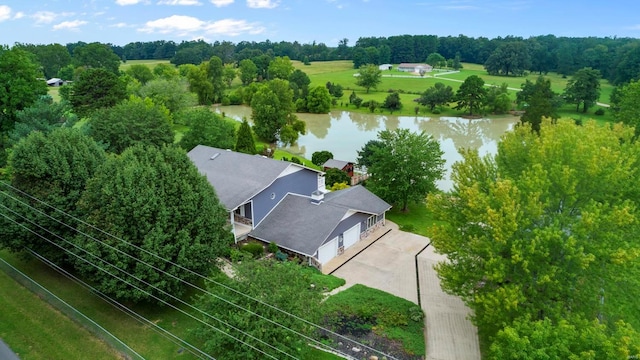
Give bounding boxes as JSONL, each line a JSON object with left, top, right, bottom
{"left": 207, "top": 56, "right": 226, "bottom": 103}
{"left": 484, "top": 83, "right": 511, "bottom": 114}
{"left": 452, "top": 52, "right": 462, "bottom": 70}
{"left": 251, "top": 80, "right": 305, "bottom": 145}
{"left": 289, "top": 69, "right": 311, "bottom": 100}
{"left": 311, "top": 150, "right": 333, "bottom": 166}
{"left": 194, "top": 260, "right": 324, "bottom": 359}
{"left": 355, "top": 64, "right": 382, "bottom": 93}
{"left": 86, "top": 96, "right": 174, "bottom": 154}
{"left": 235, "top": 118, "right": 257, "bottom": 155}
{"left": 382, "top": 92, "right": 402, "bottom": 113}
{"left": 325, "top": 168, "right": 351, "bottom": 188}
{"left": 69, "top": 67, "right": 127, "bottom": 117}
{"left": 267, "top": 56, "right": 294, "bottom": 80}
{"left": 356, "top": 139, "right": 385, "bottom": 169}
{"left": 563, "top": 67, "right": 601, "bottom": 113}
{"left": 306, "top": 86, "right": 331, "bottom": 113}
{"left": 0, "top": 128, "right": 105, "bottom": 264}
{"left": 614, "top": 80, "right": 640, "bottom": 134}
{"left": 74, "top": 144, "right": 231, "bottom": 303}
{"left": 428, "top": 120, "right": 640, "bottom": 349}
{"left": 364, "top": 128, "right": 445, "bottom": 211}
{"left": 177, "top": 108, "right": 236, "bottom": 151}
{"left": 20, "top": 43, "right": 73, "bottom": 79}
{"left": 484, "top": 41, "right": 531, "bottom": 76}
{"left": 426, "top": 52, "right": 446, "bottom": 68}
{"left": 455, "top": 75, "right": 487, "bottom": 116}
{"left": 153, "top": 63, "right": 179, "bottom": 79}
{"left": 222, "top": 63, "right": 236, "bottom": 88}
{"left": 518, "top": 76, "right": 559, "bottom": 132}
{"left": 72, "top": 42, "right": 121, "bottom": 74}
{"left": 57, "top": 64, "right": 76, "bottom": 81}
{"left": 238, "top": 59, "right": 258, "bottom": 85}
{"left": 186, "top": 62, "right": 214, "bottom": 105}
{"left": 416, "top": 82, "right": 454, "bottom": 112}
{"left": 9, "top": 97, "right": 77, "bottom": 144}
{"left": 125, "top": 64, "right": 155, "bottom": 85}
{"left": 137, "top": 78, "right": 197, "bottom": 115}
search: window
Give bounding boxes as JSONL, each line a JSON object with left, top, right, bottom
{"left": 367, "top": 215, "right": 377, "bottom": 229}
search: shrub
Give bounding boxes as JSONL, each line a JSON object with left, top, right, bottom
{"left": 268, "top": 242, "right": 279, "bottom": 253}
{"left": 230, "top": 248, "right": 251, "bottom": 263}
{"left": 400, "top": 224, "right": 416, "bottom": 232}
{"left": 431, "top": 109, "right": 441, "bottom": 114}
{"left": 221, "top": 96, "right": 231, "bottom": 106}
{"left": 594, "top": 108, "right": 605, "bottom": 116}
{"left": 241, "top": 242, "right": 264, "bottom": 258}
{"left": 275, "top": 250, "right": 288, "bottom": 261}
{"left": 409, "top": 306, "right": 425, "bottom": 322}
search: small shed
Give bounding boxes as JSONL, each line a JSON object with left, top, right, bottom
{"left": 46, "top": 78, "right": 64, "bottom": 87}
{"left": 323, "top": 159, "right": 354, "bottom": 178}
{"left": 379, "top": 64, "right": 392, "bottom": 70}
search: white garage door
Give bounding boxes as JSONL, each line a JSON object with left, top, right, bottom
{"left": 343, "top": 223, "right": 361, "bottom": 248}
{"left": 317, "top": 237, "right": 337, "bottom": 264}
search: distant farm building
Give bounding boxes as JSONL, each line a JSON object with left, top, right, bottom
{"left": 397, "top": 63, "right": 433, "bottom": 74}
{"left": 46, "top": 78, "right": 65, "bottom": 87}
{"left": 323, "top": 159, "right": 355, "bottom": 178}
{"left": 379, "top": 64, "right": 392, "bottom": 70}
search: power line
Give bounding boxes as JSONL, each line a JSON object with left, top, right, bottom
{"left": 0, "top": 181, "right": 397, "bottom": 359}
{"left": 0, "top": 206, "right": 289, "bottom": 360}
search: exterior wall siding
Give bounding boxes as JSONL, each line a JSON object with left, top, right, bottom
{"left": 252, "top": 169, "right": 319, "bottom": 227}
{"left": 325, "top": 212, "right": 369, "bottom": 245}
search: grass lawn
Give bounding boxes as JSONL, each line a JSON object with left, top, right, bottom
{"left": 0, "top": 262, "right": 120, "bottom": 360}
{"left": 120, "top": 59, "right": 171, "bottom": 71}
{"left": 386, "top": 201, "right": 445, "bottom": 238}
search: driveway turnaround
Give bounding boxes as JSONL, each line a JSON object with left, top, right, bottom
{"left": 329, "top": 221, "right": 481, "bottom": 360}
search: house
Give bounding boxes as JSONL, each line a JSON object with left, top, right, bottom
{"left": 322, "top": 159, "right": 354, "bottom": 178}
{"left": 188, "top": 145, "right": 391, "bottom": 268}
{"left": 397, "top": 63, "right": 433, "bottom": 74}
{"left": 46, "top": 78, "right": 65, "bottom": 87}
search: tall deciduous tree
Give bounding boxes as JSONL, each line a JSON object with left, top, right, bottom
{"left": 382, "top": 92, "right": 402, "bottom": 113}
{"left": 267, "top": 56, "right": 294, "bottom": 80}
{"left": 0, "top": 128, "right": 106, "bottom": 264}
{"left": 251, "top": 80, "right": 305, "bottom": 145}
{"left": 86, "top": 96, "right": 174, "bottom": 154}
{"left": 416, "top": 82, "right": 454, "bottom": 112}
{"left": 75, "top": 144, "right": 232, "bottom": 303}
{"left": 177, "top": 108, "right": 236, "bottom": 151}
{"left": 355, "top": 64, "right": 382, "bottom": 93}
{"left": 125, "top": 64, "right": 155, "bottom": 85}
{"left": 207, "top": 56, "right": 226, "bottom": 103}
{"left": 186, "top": 62, "right": 214, "bottom": 105}
{"left": 484, "top": 41, "right": 531, "bottom": 76}
{"left": 428, "top": 120, "right": 640, "bottom": 353}
{"left": 613, "top": 80, "right": 640, "bottom": 134}
{"left": 306, "top": 86, "right": 331, "bottom": 113}
{"left": 518, "top": 76, "right": 559, "bottom": 133}
{"left": 235, "top": 118, "right": 257, "bottom": 155}
{"left": 69, "top": 67, "right": 127, "bottom": 117}
{"left": 311, "top": 150, "right": 333, "bottom": 166}
{"left": 238, "top": 59, "right": 258, "bottom": 85}
{"left": 563, "top": 67, "right": 601, "bottom": 113}
{"left": 426, "top": 52, "right": 446, "bottom": 68}
{"left": 72, "top": 42, "right": 121, "bottom": 74}
{"left": 137, "top": 78, "right": 196, "bottom": 115}
{"left": 455, "top": 75, "right": 487, "bottom": 116}
{"left": 364, "top": 128, "right": 444, "bottom": 212}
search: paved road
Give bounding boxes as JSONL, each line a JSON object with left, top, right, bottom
{"left": 0, "top": 339, "right": 20, "bottom": 360}
{"left": 329, "top": 222, "right": 481, "bottom": 360}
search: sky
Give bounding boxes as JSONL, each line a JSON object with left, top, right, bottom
{"left": 0, "top": 0, "right": 639, "bottom": 47}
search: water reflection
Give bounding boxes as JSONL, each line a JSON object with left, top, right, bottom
{"left": 214, "top": 106, "right": 518, "bottom": 192}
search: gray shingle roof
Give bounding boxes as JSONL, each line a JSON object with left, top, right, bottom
{"left": 188, "top": 145, "right": 293, "bottom": 210}
{"left": 250, "top": 185, "right": 391, "bottom": 256}
{"left": 323, "top": 158, "right": 351, "bottom": 169}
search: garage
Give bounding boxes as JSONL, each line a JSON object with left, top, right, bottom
{"left": 317, "top": 237, "right": 337, "bottom": 264}
{"left": 343, "top": 223, "right": 360, "bottom": 249}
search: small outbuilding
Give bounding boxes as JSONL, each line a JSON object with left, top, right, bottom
{"left": 397, "top": 63, "right": 433, "bottom": 74}
{"left": 323, "top": 159, "right": 355, "bottom": 178}
{"left": 46, "top": 78, "right": 64, "bottom": 87}
{"left": 379, "top": 64, "right": 392, "bottom": 70}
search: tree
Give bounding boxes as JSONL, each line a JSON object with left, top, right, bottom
{"left": 306, "top": 86, "right": 331, "bottom": 113}
{"left": 86, "top": 96, "right": 174, "bottom": 154}
{"left": 416, "top": 82, "right": 454, "bottom": 112}
{"left": 69, "top": 67, "right": 127, "bottom": 117}
{"left": 382, "top": 92, "right": 402, "bottom": 113}
{"left": 57, "top": 64, "right": 76, "bottom": 81}
{"left": 427, "top": 120, "right": 640, "bottom": 351}
{"left": 186, "top": 62, "right": 214, "bottom": 105}
{"left": 0, "top": 128, "right": 105, "bottom": 264}
{"left": 177, "top": 108, "right": 236, "bottom": 151}
{"left": 267, "top": 56, "right": 294, "bottom": 80}
{"left": 452, "top": 52, "right": 463, "bottom": 70}
{"left": 484, "top": 41, "right": 531, "bottom": 76}
{"left": 518, "top": 76, "right": 559, "bottom": 132}
{"left": 137, "top": 78, "right": 197, "bottom": 115}
{"left": 363, "top": 128, "right": 445, "bottom": 211}
{"left": 9, "top": 97, "right": 77, "bottom": 144}
{"left": 311, "top": 150, "right": 333, "bottom": 166}
{"left": 72, "top": 42, "right": 121, "bottom": 74}
{"left": 74, "top": 144, "right": 232, "bottom": 303}
{"left": 484, "top": 83, "right": 511, "bottom": 114}
{"left": 20, "top": 43, "right": 73, "bottom": 79}
{"left": 0, "top": 47, "right": 48, "bottom": 133}
{"left": 153, "top": 63, "right": 179, "bottom": 79}
{"left": 289, "top": 69, "right": 311, "bottom": 100}
{"left": 563, "top": 67, "right": 601, "bottom": 113}
{"left": 125, "top": 64, "right": 155, "bottom": 85}
{"left": 238, "top": 58, "right": 258, "bottom": 85}
{"left": 356, "top": 139, "right": 385, "bottom": 169}
{"left": 235, "top": 118, "right": 257, "bottom": 155}
{"left": 222, "top": 63, "right": 236, "bottom": 88}
{"left": 325, "top": 168, "right": 351, "bottom": 188}
{"left": 426, "top": 52, "right": 446, "bottom": 68}
{"left": 355, "top": 64, "right": 382, "bottom": 93}
{"left": 207, "top": 56, "right": 226, "bottom": 103}
{"left": 455, "top": 75, "right": 487, "bottom": 116}
{"left": 194, "top": 260, "right": 324, "bottom": 359}
{"left": 614, "top": 80, "right": 640, "bottom": 134}
{"left": 251, "top": 80, "right": 305, "bottom": 145}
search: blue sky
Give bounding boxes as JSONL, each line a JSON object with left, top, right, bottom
{"left": 0, "top": 0, "right": 639, "bottom": 47}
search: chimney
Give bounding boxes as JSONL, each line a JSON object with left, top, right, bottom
{"left": 311, "top": 190, "right": 324, "bottom": 205}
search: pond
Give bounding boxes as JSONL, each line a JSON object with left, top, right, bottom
{"left": 214, "top": 105, "right": 519, "bottom": 192}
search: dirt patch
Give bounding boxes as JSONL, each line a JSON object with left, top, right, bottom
{"left": 318, "top": 328, "right": 424, "bottom": 360}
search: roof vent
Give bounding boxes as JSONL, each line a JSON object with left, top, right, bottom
{"left": 311, "top": 190, "right": 324, "bottom": 205}
{"left": 210, "top": 153, "right": 220, "bottom": 160}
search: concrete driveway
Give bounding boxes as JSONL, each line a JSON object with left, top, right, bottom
{"left": 327, "top": 221, "right": 481, "bottom": 360}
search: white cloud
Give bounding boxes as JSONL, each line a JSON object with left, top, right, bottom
{"left": 211, "top": 0, "right": 234, "bottom": 6}
{"left": 115, "top": 0, "right": 145, "bottom": 5}
{"left": 158, "top": 0, "right": 202, "bottom": 5}
{"left": 110, "top": 22, "right": 130, "bottom": 28}
{"left": 14, "top": 11, "right": 25, "bottom": 19}
{"left": 32, "top": 11, "right": 75, "bottom": 24}
{"left": 138, "top": 15, "right": 264, "bottom": 37}
{"left": 53, "top": 20, "right": 88, "bottom": 31}
{"left": 0, "top": 5, "right": 11, "bottom": 22}
{"left": 246, "top": 0, "right": 279, "bottom": 9}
